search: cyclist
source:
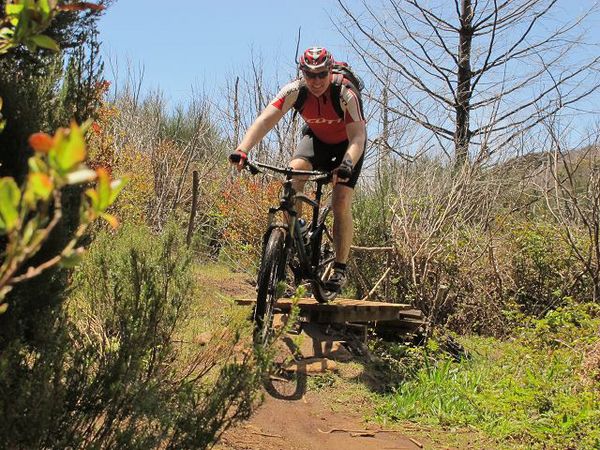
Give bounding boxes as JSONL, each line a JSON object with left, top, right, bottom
{"left": 229, "top": 46, "right": 366, "bottom": 293}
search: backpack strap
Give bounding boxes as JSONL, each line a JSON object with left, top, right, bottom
{"left": 331, "top": 74, "right": 363, "bottom": 120}
{"left": 330, "top": 74, "right": 344, "bottom": 119}
{"left": 292, "top": 83, "right": 308, "bottom": 120}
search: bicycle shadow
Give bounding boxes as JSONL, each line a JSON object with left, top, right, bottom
{"left": 263, "top": 321, "right": 354, "bottom": 401}
{"left": 263, "top": 336, "right": 307, "bottom": 401}
{"left": 263, "top": 320, "right": 426, "bottom": 398}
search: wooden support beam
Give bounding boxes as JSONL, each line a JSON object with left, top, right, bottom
{"left": 236, "top": 297, "right": 424, "bottom": 325}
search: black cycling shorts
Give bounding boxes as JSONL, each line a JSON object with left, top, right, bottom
{"left": 292, "top": 130, "right": 365, "bottom": 189}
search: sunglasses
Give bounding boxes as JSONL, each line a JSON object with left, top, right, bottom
{"left": 303, "top": 71, "right": 329, "bottom": 80}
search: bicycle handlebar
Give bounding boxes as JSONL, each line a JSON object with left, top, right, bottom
{"left": 242, "top": 159, "right": 332, "bottom": 181}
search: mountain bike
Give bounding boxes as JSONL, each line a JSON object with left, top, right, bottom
{"left": 233, "top": 158, "right": 338, "bottom": 347}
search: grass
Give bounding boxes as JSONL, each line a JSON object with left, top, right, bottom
{"left": 179, "top": 263, "right": 600, "bottom": 449}
{"left": 183, "top": 263, "right": 253, "bottom": 338}
{"left": 373, "top": 303, "right": 600, "bottom": 449}
{"left": 174, "top": 262, "right": 257, "bottom": 380}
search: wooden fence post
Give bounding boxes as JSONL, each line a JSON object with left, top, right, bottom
{"left": 186, "top": 170, "right": 199, "bottom": 247}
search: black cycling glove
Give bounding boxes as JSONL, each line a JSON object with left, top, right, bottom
{"left": 336, "top": 158, "right": 353, "bottom": 180}
{"left": 228, "top": 149, "right": 248, "bottom": 165}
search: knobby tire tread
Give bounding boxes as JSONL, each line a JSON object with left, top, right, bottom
{"left": 254, "top": 228, "right": 286, "bottom": 347}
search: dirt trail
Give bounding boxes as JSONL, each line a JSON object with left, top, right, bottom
{"left": 205, "top": 269, "right": 428, "bottom": 450}
{"left": 217, "top": 390, "right": 423, "bottom": 450}
{"left": 215, "top": 322, "right": 426, "bottom": 450}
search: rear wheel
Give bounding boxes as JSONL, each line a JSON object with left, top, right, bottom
{"left": 254, "top": 228, "right": 286, "bottom": 347}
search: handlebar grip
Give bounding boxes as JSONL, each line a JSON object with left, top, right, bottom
{"left": 229, "top": 151, "right": 260, "bottom": 175}
{"left": 229, "top": 152, "right": 244, "bottom": 164}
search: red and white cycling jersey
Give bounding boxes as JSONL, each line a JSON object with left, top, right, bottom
{"left": 271, "top": 78, "right": 365, "bottom": 145}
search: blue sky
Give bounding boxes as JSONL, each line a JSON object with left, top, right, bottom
{"left": 99, "top": 0, "right": 359, "bottom": 106}
{"left": 98, "top": 0, "right": 600, "bottom": 145}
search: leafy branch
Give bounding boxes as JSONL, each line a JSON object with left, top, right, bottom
{"left": 0, "top": 121, "right": 127, "bottom": 309}
{"left": 0, "top": 0, "right": 124, "bottom": 311}
{"left": 0, "top": 0, "right": 105, "bottom": 53}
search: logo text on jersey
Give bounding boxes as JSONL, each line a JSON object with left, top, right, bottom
{"left": 305, "top": 117, "right": 343, "bottom": 124}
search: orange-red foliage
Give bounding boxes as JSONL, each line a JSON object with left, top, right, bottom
{"left": 217, "top": 177, "right": 282, "bottom": 268}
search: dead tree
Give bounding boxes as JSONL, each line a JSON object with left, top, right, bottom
{"left": 543, "top": 122, "right": 600, "bottom": 302}
{"left": 337, "top": 0, "right": 600, "bottom": 168}
{"left": 219, "top": 52, "right": 301, "bottom": 164}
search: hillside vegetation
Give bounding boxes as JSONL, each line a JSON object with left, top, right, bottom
{"left": 1, "top": 1, "right": 599, "bottom": 449}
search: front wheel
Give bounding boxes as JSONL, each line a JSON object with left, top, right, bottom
{"left": 254, "top": 228, "right": 286, "bottom": 347}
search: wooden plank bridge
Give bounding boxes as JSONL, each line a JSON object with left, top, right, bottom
{"left": 236, "top": 297, "right": 425, "bottom": 336}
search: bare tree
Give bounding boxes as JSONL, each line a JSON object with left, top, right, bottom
{"left": 217, "top": 51, "right": 301, "bottom": 165}
{"left": 542, "top": 122, "right": 600, "bottom": 301}
{"left": 337, "top": 0, "right": 600, "bottom": 168}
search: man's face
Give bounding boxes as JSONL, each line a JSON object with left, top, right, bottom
{"left": 303, "top": 69, "right": 331, "bottom": 97}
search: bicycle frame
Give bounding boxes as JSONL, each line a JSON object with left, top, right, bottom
{"left": 250, "top": 161, "right": 333, "bottom": 290}
{"left": 269, "top": 178, "right": 329, "bottom": 276}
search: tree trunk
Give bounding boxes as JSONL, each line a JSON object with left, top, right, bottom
{"left": 455, "top": 0, "right": 473, "bottom": 169}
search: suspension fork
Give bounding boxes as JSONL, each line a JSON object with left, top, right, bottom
{"left": 265, "top": 179, "right": 313, "bottom": 276}
{"left": 261, "top": 216, "right": 292, "bottom": 288}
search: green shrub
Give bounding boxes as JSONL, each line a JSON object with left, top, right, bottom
{"left": 349, "top": 158, "right": 596, "bottom": 335}
{"left": 351, "top": 177, "right": 396, "bottom": 299}
{"left": 0, "top": 223, "right": 263, "bottom": 449}
{"left": 0, "top": 0, "right": 120, "bottom": 349}
{"left": 509, "top": 221, "right": 589, "bottom": 316}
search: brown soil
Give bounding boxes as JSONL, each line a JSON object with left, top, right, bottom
{"left": 214, "top": 321, "right": 427, "bottom": 450}
{"left": 200, "top": 266, "right": 480, "bottom": 450}
{"left": 195, "top": 266, "right": 256, "bottom": 300}
{"left": 216, "top": 390, "right": 424, "bottom": 450}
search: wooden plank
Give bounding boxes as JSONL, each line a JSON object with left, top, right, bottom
{"left": 397, "top": 310, "right": 426, "bottom": 320}
{"left": 236, "top": 297, "right": 424, "bottom": 324}
{"left": 237, "top": 297, "right": 415, "bottom": 310}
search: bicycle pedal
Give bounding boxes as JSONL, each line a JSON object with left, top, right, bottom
{"left": 287, "top": 322, "right": 303, "bottom": 335}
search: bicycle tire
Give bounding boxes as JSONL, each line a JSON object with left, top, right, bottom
{"left": 254, "top": 228, "right": 286, "bottom": 347}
